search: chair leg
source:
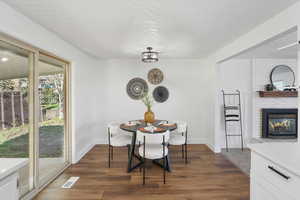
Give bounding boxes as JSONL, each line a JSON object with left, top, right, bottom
{"left": 185, "top": 143, "right": 188, "bottom": 164}
{"left": 164, "top": 156, "right": 166, "bottom": 184}
{"left": 127, "top": 145, "right": 130, "bottom": 159}
{"left": 140, "top": 163, "right": 142, "bottom": 172}
{"left": 139, "top": 141, "right": 141, "bottom": 173}
{"left": 108, "top": 145, "right": 111, "bottom": 168}
{"left": 163, "top": 136, "right": 166, "bottom": 184}
{"left": 143, "top": 136, "right": 146, "bottom": 185}
{"left": 181, "top": 145, "right": 184, "bottom": 159}
{"left": 139, "top": 144, "right": 142, "bottom": 173}
{"left": 111, "top": 146, "right": 114, "bottom": 160}
{"left": 143, "top": 159, "right": 146, "bottom": 185}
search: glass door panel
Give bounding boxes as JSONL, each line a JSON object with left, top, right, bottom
{"left": 38, "top": 54, "right": 68, "bottom": 184}
{"left": 0, "top": 40, "right": 33, "bottom": 197}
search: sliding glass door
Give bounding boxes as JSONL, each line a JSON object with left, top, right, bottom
{"left": 38, "top": 54, "right": 68, "bottom": 185}
{"left": 0, "top": 36, "right": 71, "bottom": 198}
{"left": 0, "top": 40, "right": 33, "bottom": 196}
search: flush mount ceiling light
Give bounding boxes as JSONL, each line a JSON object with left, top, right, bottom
{"left": 141, "top": 47, "right": 159, "bottom": 63}
{"left": 1, "top": 57, "right": 8, "bottom": 62}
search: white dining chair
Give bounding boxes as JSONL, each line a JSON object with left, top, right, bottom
{"left": 136, "top": 130, "right": 170, "bottom": 185}
{"left": 107, "top": 122, "right": 132, "bottom": 168}
{"left": 168, "top": 121, "right": 188, "bottom": 164}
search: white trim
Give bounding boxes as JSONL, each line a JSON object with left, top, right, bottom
{"left": 94, "top": 139, "right": 107, "bottom": 145}
{"left": 73, "top": 143, "right": 95, "bottom": 164}
{"left": 206, "top": 143, "right": 221, "bottom": 153}
{"left": 21, "top": 164, "right": 71, "bottom": 200}
{"left": 187, "top": 137, "right": 207, "bottom": 144}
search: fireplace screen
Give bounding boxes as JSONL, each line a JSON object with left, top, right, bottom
{"left": 268, "top": 114, "right": 297, "bottom": 135}
{"left": 262, "top": 109, "right": 298, "bottom": 138}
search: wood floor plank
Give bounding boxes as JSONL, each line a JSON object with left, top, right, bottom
{"left": 34, "top": 144, "right": 249, "bottom": 200}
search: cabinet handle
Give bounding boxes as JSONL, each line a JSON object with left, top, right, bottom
{"left": 268, "top": 166, "right": 290, "bottom": 180}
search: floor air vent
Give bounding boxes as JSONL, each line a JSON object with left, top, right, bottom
{"left": 62, "top": 177, "right": 80, "bottom": 189}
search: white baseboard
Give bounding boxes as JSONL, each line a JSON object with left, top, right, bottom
{"left": 187, "top": 137, "right": 207, "bottom": 144}
{"left": 73, "top": 143, "right": 95, "bottom": 164}
{"left": 206, "top": 143, "right": 215, "bottom": 152}
{"left": 206, "top": 143, "right": 221, "bottom": 153}
{"left": 94, "top": 139, "right": 107, "bottom": 144}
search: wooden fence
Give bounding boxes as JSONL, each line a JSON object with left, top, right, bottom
{"left": 0, "top": 91, "right": 29, "bottom": 129}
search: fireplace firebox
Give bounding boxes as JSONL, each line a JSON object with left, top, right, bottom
{"left": 262, "top": 108, "right": 298, "bottom": 138}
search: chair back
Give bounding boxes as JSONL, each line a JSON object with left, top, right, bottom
{"left": 108, "top": 122, "right": 120, "bottom": 136}
{"left": 137, "top": 130, "right": 170, "bottom": 144}
{"left": 176, "top": 121, "right": 187, "bottom": 133}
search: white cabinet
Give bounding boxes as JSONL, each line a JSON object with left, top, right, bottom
{"left": 0, "top": 173, "right": 18, "bottom": 200}
{"left": 0, "top": 159, "right": 28, "bottom": 200}
{"left": 250, "top": 146, "right": 300, "bottom": 200}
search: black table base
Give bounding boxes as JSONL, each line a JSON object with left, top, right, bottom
{"left": 127, "top": 132, "right": 171, "bottom": 172}
{"left": 122, "top": 120, "right": 177, "bottom": 173}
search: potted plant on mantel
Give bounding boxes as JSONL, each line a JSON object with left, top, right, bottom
{"left": 142, "top": 93, "right": 155, "bottom": 123}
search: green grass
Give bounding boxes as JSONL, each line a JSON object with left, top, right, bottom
{"left": 0, "top": 125, "right": 29, "bottom": 144}
{"left": 0, "top": 125, "right": 64, "bottom": 158}
{"left": 0, "top": 133, "right": 29, "bottom": 157}
{"left": 42, "top": 103, "right": 59, "bottom": 110}
{"left": 40, "top": 117, "right": 64, "bottom": 126}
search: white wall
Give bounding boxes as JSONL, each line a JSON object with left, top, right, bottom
{"left": 252, "top": 59, "right": 298, "bottom": 138}
{"left": 219, "top": 59, "right": 253, "bottom": 148}
{"left": 218, "top": 58, "right": 297, "bottom": 149}
{"left": 1, "top": 0, "right": 299, "bottom": 159}
{"left": 95, "top": 59, "right": 215, "bottom": 145}
{"left": 209, "top": 1, "right": 300, "bottom": 152}
{"left": 0, "top": 2, "right": 106, "bottom": 163}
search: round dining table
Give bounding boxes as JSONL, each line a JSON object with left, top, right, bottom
{"left": 120, "top": 120, "right": 177, "bottom": 173}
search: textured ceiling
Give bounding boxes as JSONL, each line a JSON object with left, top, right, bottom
{"left": 237, "top": 30, "right": 298, "bottom": 59}
{"left": 2, "top": 0, "right": 299, "bottom": 59}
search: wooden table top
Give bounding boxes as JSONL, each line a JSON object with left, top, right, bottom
{"left": 120, "top": 120, "right": 177, "bottom": 133}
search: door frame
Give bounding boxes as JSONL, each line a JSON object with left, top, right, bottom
{"left": 0, "top": 32, "right": 72, "bottom": 199}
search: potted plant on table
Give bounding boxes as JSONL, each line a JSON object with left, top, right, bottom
{"left": 142, "top": 93, "right": 155, "bottom": 123}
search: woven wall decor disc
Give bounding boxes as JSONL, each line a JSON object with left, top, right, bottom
{"left": 153, "top": 86, "right": 169, "bottom": 103}
{"left": 148, "top": 68, "right": 164, "bottom": 85}
{"left": 126, "top": 78, "right": 149, "bottom": 100}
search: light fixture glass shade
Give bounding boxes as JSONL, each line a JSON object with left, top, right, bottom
{"left": 141, "top": 47, "right": 158, "bottom": 63}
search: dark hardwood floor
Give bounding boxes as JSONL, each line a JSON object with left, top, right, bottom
{"left": 34, "top": 144, "right": 250, "bottom": 200}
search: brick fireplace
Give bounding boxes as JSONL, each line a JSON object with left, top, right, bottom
{"left": 262, "top": 108, "right": 298, "bottom": 139}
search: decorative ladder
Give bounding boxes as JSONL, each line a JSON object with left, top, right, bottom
{"left": 221, "top": 90, "right": 244, "bottom": 152}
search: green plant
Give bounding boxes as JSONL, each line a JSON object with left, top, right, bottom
{"left": 141, "top": 92, "right": 154, "bottom": 111}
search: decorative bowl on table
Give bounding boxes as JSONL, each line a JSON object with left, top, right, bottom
{"left": 160, "top": 123, "right": 176, "bottom": 127}
{"left": 139, "top": 126, "right": 164, "bottom": 133}
{"left": 124, "top": 121, "right": 139, "bottom": 126}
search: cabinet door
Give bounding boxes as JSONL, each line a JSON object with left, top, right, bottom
{"left": 0, "top": 173, "right": 18, "bottom": 200}
{"left": 251, "top": 179, "right": 277, "bottom": 200}
{"left": 251, "top": 176, "right": 295, "bottom": 200}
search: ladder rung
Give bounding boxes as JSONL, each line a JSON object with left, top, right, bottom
{"left": 225, "top": 119, "right": 240, "bottom": 122}
{"left": 224, "top": 106, "right": 239, "bottom": 110}
{"left": 225, "top": 114, "right": 239, "bottom": 118}
{"left": 226, "top": 134, "right": 242, "bottom": 136}
{"left": 223, "top": 93, "right": 239, "bottom": 96}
